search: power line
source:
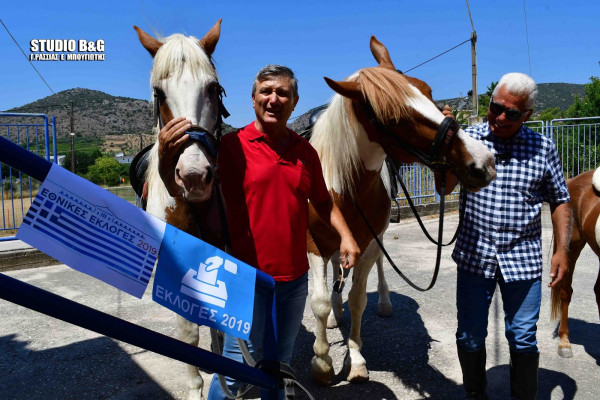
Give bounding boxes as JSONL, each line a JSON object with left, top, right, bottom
{"left": 404, "top": 38, "right": 471, "bottom": 74}
{"left": 0, "top": 18, "right": 55, "bottom": 95}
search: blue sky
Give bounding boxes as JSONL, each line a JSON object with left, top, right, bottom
{"left": 1, "top": 1, "right": 599, "bottom": 129}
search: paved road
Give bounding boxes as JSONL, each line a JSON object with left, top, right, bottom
{"left": 1, "top": 209, "right": 598, "bottom": 399}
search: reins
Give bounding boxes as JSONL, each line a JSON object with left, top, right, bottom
{"left": 354, "top": 168, "right": 466, "bottom": 292}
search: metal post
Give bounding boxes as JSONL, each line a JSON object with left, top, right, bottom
{"left": 70, "top": 101, "right": 75, "bottom": 173}
{"left": 471, "top": 31, "right": 478, "bottom": 116}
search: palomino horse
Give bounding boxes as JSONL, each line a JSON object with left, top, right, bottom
{"left": 132, "top": 21, "right": 226, "bottom": 400}
{"left": 551, "top": 168, "right": 600, "bottom": 358}
{"left": 306, "top": 36, "right": 497, "bottom": 385}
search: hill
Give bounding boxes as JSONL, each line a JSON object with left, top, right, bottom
{"left": 4, "top": 88, "right": 237, "bottom": 139}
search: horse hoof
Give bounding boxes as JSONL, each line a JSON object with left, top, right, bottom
{"left": 558, "top": 346, "right": 573, "bottom": 358}
{"left": 347, "top": 367, "right": 370, "bottom": 384}
{"left": 343, "top": 353, "right": 369, "bottom": 383}
{"left": 327, "top": 313, "right": 340, "bottom": 328}
{"left": 377, "top": 302, "right": 393, "bottom": 317}
{"left": 311, "top": 356, "right": 334, "bottom": 386}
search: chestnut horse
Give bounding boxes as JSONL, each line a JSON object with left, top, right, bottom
{"left": 306, "top": 36, "right": 497, "bottom": 385}
{"left": 133, "top": 21, "right": 226, "bottom": 400}
{"left": 551, "top": 168, "right": 600, "bottom": 358}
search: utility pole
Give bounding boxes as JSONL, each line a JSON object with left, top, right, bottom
{"left": 471, "top": 31, "right": 478, "bottom": 117}
{"left": 69, "top": 101, "right": 75, "bottom": 173}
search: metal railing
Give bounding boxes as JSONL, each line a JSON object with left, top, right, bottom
{"left": 1, "top": 113, "right": 57, "bottom": 240}
{"left": 394, "top": 117, "right": 600, "bottom": 207}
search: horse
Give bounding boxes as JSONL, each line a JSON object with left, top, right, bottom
{"left": 306, "top": 36, "right": 497, "bottom": 385}
{"left": 551, "top": 168, "right": 600, "bottom": 358}
{"left": 131, "top": 21, "right": 227, "bottom": 400}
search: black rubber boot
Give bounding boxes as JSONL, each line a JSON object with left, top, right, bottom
{"left": 510, "top": 350, "right": 539, "bottom": 400}
{"left": 457, "top": 346, "right": 488, "bottom": 399}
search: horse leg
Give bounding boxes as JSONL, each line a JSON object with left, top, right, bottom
{"left": 309, "top": 253, "right": 335, "bottom": 385}
{"left": 375, "top": 248, "right": 392, "bottom": 317}
{"left": 557, "top": 240, "right": 583, "bottom": 358}
{"left": 328, "top": 251, "right": 344, "bottom": 328}
{"left": 344, "top": 243, "right": 379, "bottom": 383}
{"left": 594, "top": 262, "right": 600, "bottom": 319}
{"left": 177, "top": 315, "right": 204, "bottom": 400}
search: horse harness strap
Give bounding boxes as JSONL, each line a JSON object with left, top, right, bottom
{"left": 365, "top": 98, "right": 460, "bottom": 171}
{"left": 152, "top": 84, "right": 230, "bottom": 158}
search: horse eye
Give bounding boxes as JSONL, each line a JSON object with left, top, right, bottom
{"left": 154, "top": 87, "right": 166, "bottom": 100}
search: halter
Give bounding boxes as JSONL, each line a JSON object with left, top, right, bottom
{"left": 153, "top": 83, "right": 230, "bottom": 158}
{"left": 365, "top": 101, "right": 460, "bottom": 171}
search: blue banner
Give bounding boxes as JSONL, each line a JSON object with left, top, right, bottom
{"left": 154, "top": 224, "right": 257, "bottom": 340}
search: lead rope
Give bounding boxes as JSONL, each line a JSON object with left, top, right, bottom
{"left": 354, "top": 172, "right": 465, "bottom": 292}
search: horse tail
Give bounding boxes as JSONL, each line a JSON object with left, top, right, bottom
{"left": 550, "top": 284, "right": 562, "bottom": 321}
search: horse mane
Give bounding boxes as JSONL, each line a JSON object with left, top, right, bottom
{"left": 310, "top": 67, "right": 415, "bottom": 198}
{"left": 151, "top": 33, "right": 217, "bottom": 86}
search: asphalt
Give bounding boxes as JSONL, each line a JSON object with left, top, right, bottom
{"left": 0, "top": 208, "right": 599, "bottom": 399}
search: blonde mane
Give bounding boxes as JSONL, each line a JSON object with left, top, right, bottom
{"left": 151, "top": 33, "right": 217, "bottom": 86}
{"left": 310, "top": 67, "right": 415, "bottom": 198}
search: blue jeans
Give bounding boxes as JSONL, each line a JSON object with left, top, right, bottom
{"left": 456, "top": 268, "right": 541, "bottom": 354}
{"left": 207, "top": 273, "right": 308, "bottom": 399}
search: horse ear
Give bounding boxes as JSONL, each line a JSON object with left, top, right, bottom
{"left": 134, "top": 26, "right": 162, "bottom": 57}
{"left": 199, "top": 19, "right": 222, "bottom": 56}
{"left": 370, "top": 36, "right": 395, "bottom": 70}
{"left": 324, "top": 77, "right": 363, "bottom": 100}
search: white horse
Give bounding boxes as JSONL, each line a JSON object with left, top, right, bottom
{"left": 133, "top": 21, "right": 225, "bottom": 400}
{"left": 307, "top": 36, "right": 496, "bottom": 385}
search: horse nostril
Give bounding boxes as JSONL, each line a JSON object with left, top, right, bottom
{"left": 469, "top": 163, "right": 485, "bottom": 181}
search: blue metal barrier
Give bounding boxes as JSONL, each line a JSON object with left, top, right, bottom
{"left": 0, "top": 135, "right": 282, "bottom": 398}
{"left": 1, "top": 113, "right": 57, "bottom": 240}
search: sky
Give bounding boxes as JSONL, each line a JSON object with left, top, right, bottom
{"left": 1, "top": 0, "right": 599, "bottom": 129}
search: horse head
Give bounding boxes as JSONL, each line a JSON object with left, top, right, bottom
{"left": 320, "top": 36, "right": 496, "bottom": 193}
{"left": 134, "top": 21, "right": 225, "bottom": 204}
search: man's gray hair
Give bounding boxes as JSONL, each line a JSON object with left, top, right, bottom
{"left": 252, "top": 65, "right": 298, "bottom": 98}
{"left": 493, "top": 72, "right": 538, "bottom": 110}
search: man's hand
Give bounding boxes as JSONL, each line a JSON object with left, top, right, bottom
{"left": 339, "top": 234, "right": 361, "bottom": 270}
{"left": 442, "top": 105, "right": 456, "bottom": 120}
{"left": 158, "top": 117, "right": 191, "bottom": 196}
{"left": 548, "top": 250, "right": 568, "bottom": 288}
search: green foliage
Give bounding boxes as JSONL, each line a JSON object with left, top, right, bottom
{"left": 451, "top": 107, "right": 470, "bottom": 126}
{"left": 477, "top": 81, "right": 498, "bottom": 116}
{"left": 87, "top": 156, "right": 122, "bottom": 186}
{"left": 537, "top": 107, "right": 564, "bottom": 122}
{"left": 566, "top": 76, "right": 600, "bottom": 118}
{"left": 63, "top": 147, "right": 103, "bottom": 175}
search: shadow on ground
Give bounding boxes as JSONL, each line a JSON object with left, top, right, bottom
{"left": 0, "top": 334, "right": 172, "bottom": 400}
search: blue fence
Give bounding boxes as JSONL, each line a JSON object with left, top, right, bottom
{"left": 0, "top": 113, "right": 57, "bottom": 240}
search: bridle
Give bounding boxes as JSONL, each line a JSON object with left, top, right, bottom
{"left": 356, "top": 101, "right": 465, "bottom": 292}
{"left": 364, "top": 101, "right": 461, "bottom": 172}
{"left": 152, "top": 83, "right": 230, "bottom": 160}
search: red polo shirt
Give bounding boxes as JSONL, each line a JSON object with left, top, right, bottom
{"left": 218, "top": 122, "right": 330, "bottom": 281}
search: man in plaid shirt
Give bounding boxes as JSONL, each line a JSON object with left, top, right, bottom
{"left": 439, "top": 72, "right": 571, "bottom": 400}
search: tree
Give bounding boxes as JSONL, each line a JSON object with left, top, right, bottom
{"left": 87, "top": 156, "right": 121, "bottom": 186}
{"left": 566, "top": 76, "right": 600, "bottom": 118}
{"left": 63, "top": 148, "right": 102, "bottom": 176}
{"left": 537, "top": 107, "right": 564, "bottom": 122}
{"left": 477, "top": 81, "right": 498, "bottom": 116}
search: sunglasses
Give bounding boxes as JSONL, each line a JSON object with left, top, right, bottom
{"left": 489, "top": 99, "right": 530, "bottom": 122}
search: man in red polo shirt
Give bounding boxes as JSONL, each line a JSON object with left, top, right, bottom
{"left": 159, "top": 65, "right": 360, "bottom": 399}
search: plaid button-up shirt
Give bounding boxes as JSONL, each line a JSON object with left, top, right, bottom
{"left": 452, "top": 122, "right": 570, "bottom": 282}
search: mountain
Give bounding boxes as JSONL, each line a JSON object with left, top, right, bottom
{"left": 289, "top": 82, "right": 587, "bottom": 133}
{"left": 3, "top": 83, "right": 586, "bottom": 139}
{"left": 4, "top": 88, "right": 236, "bottom": 138}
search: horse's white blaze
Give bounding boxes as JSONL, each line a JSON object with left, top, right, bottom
{"left": 161, "top": 68, "right": 219, "bottom": 132}
{"left": 406, "top": 83, "right": 494, "bottom": 173}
